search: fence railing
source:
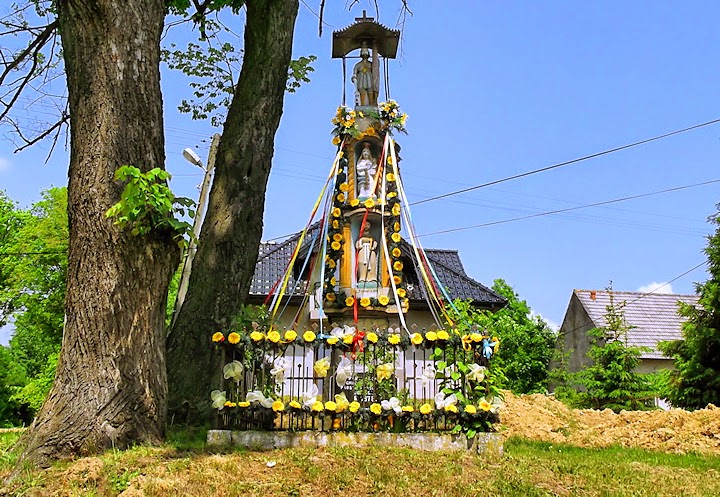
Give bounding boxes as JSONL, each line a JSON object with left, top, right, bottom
{"left": 210, "top": 327, "right": 502, "bottom": 434}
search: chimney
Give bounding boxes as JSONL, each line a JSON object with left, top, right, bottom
{"left": 590, "top": 290, "right": 597, "bottom": 300}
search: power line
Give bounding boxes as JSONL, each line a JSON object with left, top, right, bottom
{"left": 411, "top": 117, "right": 720, "bottom": 207}
{"left": 418, "top": 178, "right": 720, "bottom": 238}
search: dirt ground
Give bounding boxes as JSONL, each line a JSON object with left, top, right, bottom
{"left": 499, "top": 391, "right": 720, "bottom": 455}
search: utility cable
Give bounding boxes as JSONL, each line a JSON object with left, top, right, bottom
{"left": 418, "top": 178, "right": 720, "bottom": 238}
{"left": 411, "top": 118, "right": 720, "bottom": 206}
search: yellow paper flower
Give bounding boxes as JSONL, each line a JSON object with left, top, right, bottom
{"left": 471, "top": 332, "right": 483, "bottom": 343}
{"left": 444, "top": 404, "right": 458, "bottom": 413}
{"left": 387, "top": 155, "right": 394, "bottom": 165}
{"left": 464, "top": 405, "right": 477, "bottom": 414}
{"left": 327, "top": 336, "right": 339, "bottom": 345}
{"left": 425, "top": 331, "right": 437, "bottom": 341}
{"left": 339, "top": 182, "right": 349, "bottom": 192}
{"left": 402, "top": 405, "right": 414, "bottom": 412}
{"left": 366, "top": 332, "right": 378, "bottom": 343}
{"left": 386, "top": 173, "right": 396, "bottom": 182}
{"left": 238, "top": 401, "right": 250, "bottom": 408}
{"left": 378, "top": 295, "right": 389, "bottom": 306}
{"left": 419, "top": 403, "right": 432, "bottom": 415}
{"left": 391, "top": 247, "right": 401, "bottom": 258}
{"left": 393, "top": 260, "right": 403, "bottom": 271}
{"left": 332, "top": 207, "right": 341, "bottom": 217}
{"left": 267, "top": 330, "right": 281, "bottom": 343}
{"left": 332, "top": 135, "right": 341, "bottom": 145}
{"left": 303, "top": 330, "right": 316, "bottom": 342}
{"left": 437, "top": 330, "right": 450, "bottom": 340}
{"left": 360, "top": 297, "right": 371, "bottom": 307}
{"left": 324, "top": 401, "right": 337, "bottom": 412}
{"left": 345, "top": 296, "right": 355, "bottom": 307}
{"left": 336, "top": 192, "right": 345, "bottom": 203}
{"left": 326, "top": 292, "right": 336, "bottom": 302}
{"left": 392, "top": 204, "right": 401, "bottom": 216}
{"left": 397, "top": 288, "right": 407, "bottom": 298}
{"left": 393, "top": 275, "right": 402, "bottom": 285}
{"left": 393, "top": 222, "right": 401, "bottom": 232}
{"left": 250, "top": 331, "right": 264, "bottom": 342}
{"left": 312, "top": 401, "right": 324, "bottom": 412}
{"left": 343, "top": 333, "right": 354, "bottom": 345}
{"left": 364, "top": 198, "right": 375, "bottom": 209}
{"left": 370, "top": 403, "right": 382, "bottom": 415}
{"left": 349, "top": 401, "right": 361, "bottom": 413}
{"left": 283, "top": 330, "right": 297, "bottom": 342}
{"left": 365, "top": 126, "right": 376, "bottom": 136}
{"left": 332, "top": 233, "right": 343, "bottom": 242}
{"left": 328, "top": 259, "right": 337, "bottom": 269}
{"left": 227, "top": 332, "right": 240, "bottom": 344}
{"left": 289, "top": 400, "right": 301, "bottom": 409}
{"left": 331, "top": 241, "right": 341, "bottom": 251}
{"left": 410, "top": 333, "right": 423, "bottom": 345}
{"left": 272, "top": 400, "right": 285, "bottom": 412}
{"left": 377, "top": 362, "right": 395, "bottom": 380}
{"left": 314, "top": 357, "right": 330, "bottom": 377}
{"left": 212, "top": 332, "right": 225, "bottom": 343}
{"left": 335, "top": 394, "right": 350, "bottom": 412}
{"left": 387, "top": 334, "right": 401, "bottom": 345}
{"left": 350, "top": 198, "right": 360, "bottom": 207}
{"left": 391, "top": 232, "right": 402, "bottom": 243}
{"left": 478, "top": 399, "right": 492, "bottom": 412}
{"left": 387, "top": 191, "right": 397, "bottom": 199}
{"left": 332, "top": 220, "right": 339, "bottom": 229}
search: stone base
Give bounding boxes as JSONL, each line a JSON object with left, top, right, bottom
{"left": 207, "top": 430, "right": 503, "bottom": 457}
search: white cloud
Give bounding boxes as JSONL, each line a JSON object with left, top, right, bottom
{"left": 637, "top": 282, "right": 673, "bottom": 294}
{"left": 531, "top": 311, "right": 560, "bottom": 332}
{"left": 0, "top": 157, "right": 10, "bottom": 172}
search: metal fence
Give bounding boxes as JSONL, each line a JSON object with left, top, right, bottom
{"left": 211, "top": 329, "right": 499, "bottom": 433}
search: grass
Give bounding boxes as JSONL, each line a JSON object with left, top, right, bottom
{"left": 2, "top": 430, "right": 720, "bottom": 496}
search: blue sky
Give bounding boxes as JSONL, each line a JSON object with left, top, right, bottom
{"left": 2, "top": 2, "right": 719, "bottom": 344}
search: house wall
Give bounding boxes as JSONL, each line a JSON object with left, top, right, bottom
{"left": 635, "top": 358, "right": 674, "bottom": 374}
{"left": 558, "top": 293, "right": 596, "bottom": 373}
{"left": 263, "top": 303, "right": 444, "bottom": 333}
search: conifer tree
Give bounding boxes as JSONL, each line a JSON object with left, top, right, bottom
{"left": 660, "top": 205, "right": 720, "bottom": 409}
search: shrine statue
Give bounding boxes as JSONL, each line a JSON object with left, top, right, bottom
{"left": 355, "top": 143, "right": 377, "bottom": 198}
{"left": 356, "top": 222, "right": 378, "bottom": 285}
{"left": 352, "top": 43, "right": 378, "bottom": 106}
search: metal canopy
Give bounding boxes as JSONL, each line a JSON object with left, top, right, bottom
{"left": 332, "top": 11, "right": 400, "bottom": 59}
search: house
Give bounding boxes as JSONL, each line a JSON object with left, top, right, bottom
{"left": 558, "top": 289, "right": 699, "bottom": 374}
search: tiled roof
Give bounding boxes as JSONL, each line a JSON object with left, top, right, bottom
{"left": 574, "top": 289, "right": 699, "bottom": 359}
{"left": 249, "top": 229, "right": 504, "bottom": 307}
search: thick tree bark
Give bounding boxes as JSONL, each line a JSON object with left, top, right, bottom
{"left": 17, "top": 0, "right": 178, "bottom": 467}
{"left": 167, "top": 0, "right": 299, "bottom": 422}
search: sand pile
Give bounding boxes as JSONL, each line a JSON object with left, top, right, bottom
{"left": 499, "top": 391, "right": 720, "bottom": 455}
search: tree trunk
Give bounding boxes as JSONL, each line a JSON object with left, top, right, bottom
{"left": 17, "top": 0, "right": 178, "bottom": 467}
{"left": 167, "top": 0, "right": 299, "bottom": 422}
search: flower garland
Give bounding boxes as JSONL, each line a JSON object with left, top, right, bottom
{"left": 368, "top": 100, "right": 408, "bottom": 135}
{"left": 323, "top": 154, "right": 348, "bottom": 305}
{"left": 384, "top": 153, "right": 407, "bottom": 309}
{"left": 212, "top": 327, "right": 500, "bottom": 354}
{"left": 331, "top": 101, "right": 408, "bottom": 142}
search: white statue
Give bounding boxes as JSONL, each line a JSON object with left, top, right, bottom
{"left": 352, "top": 43, "right": 378, "bottom": 106}
{"left": 356, "top": 222, "right": 378, "bottom": 285}
{"left": 355, "top": 143, "right": 377, "bottom": 199}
